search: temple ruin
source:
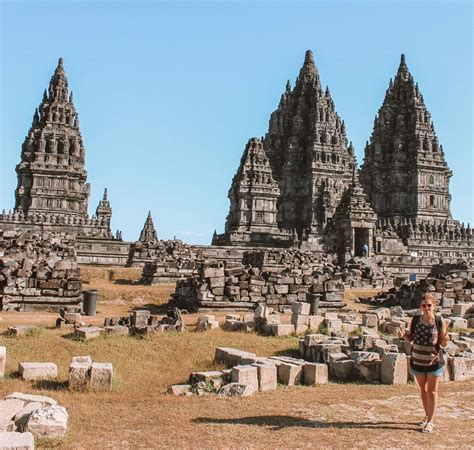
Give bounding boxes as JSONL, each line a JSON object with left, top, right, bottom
{"left": 213, "top": 51, "right": 472, "bottom": 266}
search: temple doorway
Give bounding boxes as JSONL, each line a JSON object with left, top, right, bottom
{"left": 354, "top": 227, "right": 370, "bottom": 256}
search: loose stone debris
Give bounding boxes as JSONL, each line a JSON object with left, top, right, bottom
{"left": 0, "top": 392, "right": 68, "bottom": 447}
{"left": 0, "top": 230, "right": 82, "bottom": 312}
{"left": 102, "top": 307, "right": 185, "bottom": 337}
{"left": 69, "top": 356, "right": 113, "bottom": 391}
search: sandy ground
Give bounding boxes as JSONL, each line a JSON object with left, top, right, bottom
{"left": 0, "top": 267, "right": 472, "bottom": 449}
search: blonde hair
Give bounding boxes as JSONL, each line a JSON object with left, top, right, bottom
{"left": 423, "top": 293, "right": 436, "bottom": 305}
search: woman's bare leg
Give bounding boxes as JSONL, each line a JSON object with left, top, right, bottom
{"left": 415, "top": 373, "right": 429, "bottom": 417}
{"left": 426, "top": 375, "right": 441, "bottom": 423}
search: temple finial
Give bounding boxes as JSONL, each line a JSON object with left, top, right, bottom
{"left": 304, "top": 50, "right": 314, "bottom": 64}
{"left": 400, "top": 54, "right": 406, "bottom": 65}
{"left": 103, "top": 188, "right": 108, "bottom": 200}
{"left": 58, "top": 57, "right": 64, "bottom": 67}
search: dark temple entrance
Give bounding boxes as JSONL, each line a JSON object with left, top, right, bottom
{"left": 354, "top": 227, "right": 370, "bottom": 256}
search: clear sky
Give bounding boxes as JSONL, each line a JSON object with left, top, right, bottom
{"left": 1, "top": 0, "right": 472, "bottom": 244}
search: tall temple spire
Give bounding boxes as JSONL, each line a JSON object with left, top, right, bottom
{"left": 14, "top": 57, "right": 91, "bottom": 219}
{"left": 139, "top": 212, "right": 158, "bottom": 243}
{"left": 264, "top": 49, "right": 356, "bottom": 234}
{"left": 223, "top": 138, "right": 280, "bottom": 238}
{"left": 360, "top": 54, "right": 452, "bottom": 223}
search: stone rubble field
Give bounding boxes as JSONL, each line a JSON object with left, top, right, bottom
{"left": 0, "top": 269, "right": 472, "bottom": 449}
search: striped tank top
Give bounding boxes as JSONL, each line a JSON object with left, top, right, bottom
{"left": 410, "top": 315, "right": 444, "bottom": 372}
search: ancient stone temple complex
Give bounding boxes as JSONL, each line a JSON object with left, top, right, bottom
{"left": 214, "top": 51, "right": 472, "bottom": 265}
{"left": 0, "top": 52, "right": 472, "bottom": 275}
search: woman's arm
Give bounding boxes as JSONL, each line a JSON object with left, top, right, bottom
{"left": 438, "top": 320, "right": 450, "bottom": 347}
{"left": 397, "top": 327, "right": 414, "bottom": 342}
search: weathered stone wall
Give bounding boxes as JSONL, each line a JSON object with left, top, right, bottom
{"left": 170, "top": 250, "right": 393, "bottom": 312}
{"left": 0, "top": 230, "right": 82, "bottom": 311}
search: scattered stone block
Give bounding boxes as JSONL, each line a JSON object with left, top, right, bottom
{"left": 189, "top": 371, "right": 225, "bottom": 390}
{"left": 252, "top": 363, "right": 277, "bottom": 391}
{"left": 6, "top": 326, "right": 37, "bottom": 337}
{"left": 449, "top": 357, "right": 467, "bottom": 381}
{"left": 0, "top": 432, "right": 35, "bottom": 450}
{"left": 214, "top": 348, "right": 257, "bottom": 367}
{"left": 19, "top": 363, "right": 57, "bottom": 381}
{"left": 89, "top": 363, "right": 113, "bottom": 391}
{"left": 448, "top": 317, "right": 468, "bottom": 330}
{"left": 341, "top": 323, "right": 359, "bottom": 334}
{"left": 196, "top": 315, "right": 219, "bottom": 331}
{"left": 331, "top": 359, "right": 355, "bottom": 380}
{"left": 69, "top": 362, "right": 91, "bottom": 392}
{"left": 294, "top": 324, "right": 308, "bottom": 334}
{"left": 381, "top": 353, "right": 407, "bottom": 385}
{"left": 354, "top": 360, "right": 381, "bottom": 383}
{"left": 452, "top": 303, "right": 472, "bottom": 316}
{"left": 169, "top": 385, "right": 192, "bottom": 396}
{"left": 231, "top": 365, "right": 258, "bottom": 394}
{"left": 0, "top": 420, "right": 15, "bottom": 432}
{"left": 291, "top": 314, "right": 309, "bottom": 326}
{"left": 308, "top": 315, "right": 324, "bottom": 331}
{"left": 324, "top": 318, "right": 342, "bottom": 333}
{"left": 218, "top": 383, "right": 255, "bottom": 397}
{"left": 291, "top": 302, "right": 310, "bottom": 315}
{"left": 303, "top": 363, "right": 328, "bottom": 385}
{"left": 0, "top": 347, "right": 5, "bottom": 379}
{"left": 104, "top": 325, "right": 129, "bottom": 335}
{"left": 25, "top": 405, "right": 68, "bottom": 438}
{"left": 268, "top": 324, "right": 294, "bottom": 336}
{"left": 73, "top": 326, "right": 104, "bottom": 340}
{"left": 362, "top": 313, "right": 378, "bottom": 328}
{"left": 278, "top": 362, "right": 303, "bottom": 385}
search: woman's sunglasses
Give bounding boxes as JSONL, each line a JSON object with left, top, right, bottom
{"left": 421, "top": 304, "right": 433, "bottom": 309}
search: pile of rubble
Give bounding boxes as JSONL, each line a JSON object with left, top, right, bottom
{"left": 172, "top": 307, "right": 473, "bottom": 397}
{"left": 130, "top": 239, "right": 205, "bottom": 283}
{"left": 370, "top": 262, "right": 474, "bottom": 315}
{"left": 171, "top": 262, "right": 346, "bottom": 312}
{"left": 299, "top": 306, "right": 474, "bottom": 383}
{"left": 0, "top": 230, "right": 82, "bottom": 312}
{"left": 169, "top": 347, "right": 329, "bottom": 397}
{"left": 0, "top": 392, "right": 68, "bottom": 447}
{"left": 99, "top": 307, "right": 185, "bottom": 337}
{"left": 170, "top": 248, "right": 394, "bottom": 312}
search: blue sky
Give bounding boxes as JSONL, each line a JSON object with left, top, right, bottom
{"left": 1, "top": 0, "right": 472, "bottom": 244}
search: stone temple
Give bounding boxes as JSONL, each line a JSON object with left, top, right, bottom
{"left": 213, "top": 51, "right": 472, "bottom": 263}
{"left": 0, "top": 58, "right": 130, "bottom": 265}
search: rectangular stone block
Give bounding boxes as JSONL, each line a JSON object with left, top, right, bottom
{"left": 0, "top": 347, "right": 6, "bottom": 379}
{"left": 203, "top": 267, "right": 224, "bottom": 278}
{"left": 130, "top": 310, "right": 150, "bottom": 327}
{"left": 449, "top": 357, "right": 467, "bottom": 381}
{"left": 308, "top": 315, "right": 324, "bottom": 331}
{"left": 214, "top": 347, "right": 257, "bottom": 367}
{"left": 268, "top": 324, "right": 294, "bottom": 336}
{"left": 381, "top": 353, "right": 407, "bottom": 385}
{"left": 331, "top": 359, "right": 355, "bottom": 380}
{"left": 362, "top": 313, "right": 379, "bottom": 328}
{"left": 291, "top": 313, "right": 310, "bottom": 326}
{"left": 291, "top": 301, "right": 310, "bottom": 315}
{"left": 104, "top": 325, "right": 129, "bottom": 335}
{"left": 303, "top": 363, "right": 328, "bottom": 385}
{"left": 278, "top": 362, "right": 303, "bottom": 385}
{"left": 294, "top": 324, "right": 308, "bottom": 334}
{"left": 19, "top": 362, "right": 57, "bottom": 381}
{"left": 253, "top": 363, "right": 277, "bottom": 391}
{"left": 90, "top": 362, "right": 113, "bottom": 391}
{"left": 74, "top": 326, "right": 104, "bottom": 340}
{"left": 324, "top": 318, "right": 342, "bottom": 333}
{"left": 354, "top": 360, "right": 381, "bottom": 383}
{"left": 231, "top": 365, "right": 258, "bottom": 394}
{"left": 69, "top": 362, "right": 91, "bottom": 391}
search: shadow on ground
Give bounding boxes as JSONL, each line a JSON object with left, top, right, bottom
{"left": 194, "top": 415, "right": 420, "bottom": 431}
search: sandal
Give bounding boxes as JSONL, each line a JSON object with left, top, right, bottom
{"left": 423, "top": 422, "right": 435, "bottom": 433}
{"left": 418, "top": 417, "right": 428, "bottom": 427}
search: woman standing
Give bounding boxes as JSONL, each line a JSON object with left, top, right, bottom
{"left": 398, "top": 293, "right": 449, "bottom": 433}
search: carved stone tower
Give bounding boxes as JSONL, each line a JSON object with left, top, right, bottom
{"left": 264, "top": 50, "right": 357, "bottom": 237}
{"left": 360, "top": 54, "right": 452, "bottom": 223}
{"left": 224, "top": 138, "right": 280, "bottom": 236}
{"left": 139, "top": 212, "right": 158, "bottom": 243}
{"left": 14, "top": 58, "right": 90, "bottom": 218}
{"left": 95, "top": 188, "right": 112, "bottom": 226}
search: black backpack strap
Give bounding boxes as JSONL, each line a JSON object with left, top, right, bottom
{"left": 410, "top": 314, "right": 420, "bottom": 337}
{"left": 435, "top": 315, "right": 443, "bottom": 334}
